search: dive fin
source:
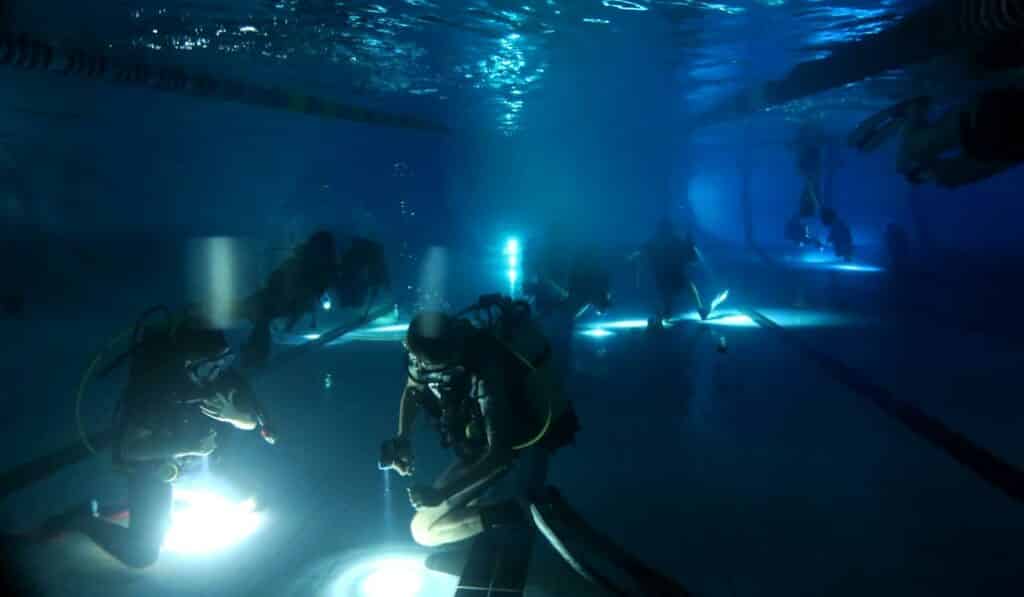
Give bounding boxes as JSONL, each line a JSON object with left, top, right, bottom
{"left": 849, "top": 96, "right": 930, "bottom": 152}
{"left": 710, "top": 289, "right": 730, "bottom": 313}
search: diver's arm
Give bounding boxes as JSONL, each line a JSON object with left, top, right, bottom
{"left": 119, "top": 425, "right": 212, "bottom": 462}
{"left": 436, "top": 374, "right": 515, "bottom": 503}
{"left": 397, "top": 379, "right": 421, "bottom": 438}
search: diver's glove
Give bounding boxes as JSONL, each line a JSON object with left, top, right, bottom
{"left": 379, "top": 436, "right": 415, "bottom": 476}
{"left": 201, "top": 390, "right": 257, "bottom": 430}
{"left": 407, "top": 485, "right": 444, "bottom": 510}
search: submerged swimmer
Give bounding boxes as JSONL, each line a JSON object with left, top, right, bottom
{"left": 379, "top": 302, "right": 579, "bottom": 547}
{"left": 238, "top": 230, "right": 390, "bottom": 368}
{"left": 34, "top": 312, "right": 266, "bottom": 568}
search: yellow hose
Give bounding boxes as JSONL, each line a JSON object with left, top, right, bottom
{"left": 489, "top": 333, "right": 555, "bottom": 451}
{"left": 76, "top": 329, "right": 133, "bottom": 455}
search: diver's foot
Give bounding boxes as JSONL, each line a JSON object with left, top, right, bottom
{"left": 849, "top": 96, "right": 931, "bottom": 152}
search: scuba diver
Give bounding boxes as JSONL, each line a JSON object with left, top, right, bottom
{"left": 784, "top": 213, "right": 824, "bottom": 250}
{"left": 793, "top": 124, "right": 825, "bottom": 219}
{"left": 238, "top": 230, "right": 390, "bottom": 369}
{"left": 524, "top": 247, "right": 612, "bottom": 321}
{"left": 820, "top": 208, "right": 854, "bottom": 262}
{"left": 849, "top": 88, "right": 1024, "bottom": 188}
{"left": 783, "top": 125, "right": 827, "bottom": 250}
{"left": 379, "top": 297, "right": 580, "bottom": 548}
{"left": 631, "top": 219, "right": 725, "bottom": 327}
{"left": 35, "top": 309, "right": 272, "bottom": 568}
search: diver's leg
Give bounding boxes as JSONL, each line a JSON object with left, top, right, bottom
{"left": 79, "top": 476, "right": 172, "bottom": 568}
{"left": 897, "top": 107, "right": 961, "bottom": 176}
{"left": 410, "top": 461, "right": 515, "bottom": 547}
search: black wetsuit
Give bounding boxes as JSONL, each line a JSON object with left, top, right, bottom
{"left": 85, "top": 321, "right": 251, "bottom": 568}
{"left": 413, "top": 328, "right": 578, "bottom": 466}
{"left": 242, "top": 231, "right": 389, "bottom": 368}
{"left": 961, "top": 88, "right": 1024, "bottom": 163}
{"left": 828, "top": 219, "right": 854, "bottom": 262}
{"left": 645, "top": 233, "right": 698, "bottom": 320}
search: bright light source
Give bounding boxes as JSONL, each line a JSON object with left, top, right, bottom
{"left": 507, "top": 269, "right": 519, "bottom": 285}
{"left": 162, "top": 487, "right": 263, "bottom": 555}
{"left": 597, "top": 319, "right": 650, "bottom": 330}
{"left": 675, "top": 310, "right": 757, "bottom": 328}
{"left": 792, "top": 253, "right": 838, "bottom": 265}
{"left": 507, "top": 253, "right": 520, "bottom": 268}
{"left": 365, "top": 323, "right": 410, "bottom": 334}
{"left": 328, "top": 550, "right": 457, "bottom": 597}
{"left": 581, "top": 328, "right": 614, "bottom": 339}
{"left": 831, "top": 263, "right": 884, "bottom": 273}
{"left": 322, "top": 293, "right": 333, "bottom": 311}
{"left": 304, "top": 333, "right": 322, "bottom": 341}
{"left": 704, "top": 314, "right": 756, "bottom": 327}
{"left": 361, "top": 557, "right": 425, "bottom": 597}
{"left": 710, "top": 289, "right": 730, "bottom": 312}
{"left": 504, "top": 238, "right": 520, "bottom": 256}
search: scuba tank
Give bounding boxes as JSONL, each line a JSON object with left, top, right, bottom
{"left": 458, "top": 294, "right": 570, "bottom": 451}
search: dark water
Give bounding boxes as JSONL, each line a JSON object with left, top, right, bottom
{"left": 1, "top": 1, "right": 1022, "bottom": 595}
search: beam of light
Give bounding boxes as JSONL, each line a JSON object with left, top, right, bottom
{"left": 503, "top": 237, "right": 520, "bottom": 256}
{"left": 581, "top": 328, "right": 615, "bottom": 339}
{"left": 674, "top": 309, "right": 758, "bottom": 328}
{"left": 758, "top": 308, "right": 869, "bottom": 328}
{"left": 162, "top": 487, "right": 263, "bottom": 555}
{"left": 304, "top": 333, "right": 322, "bottom": 341}
{"left": 507, "top": 268, "right": 519, "bottom": 286}
{"left": 830, "top": 263, "right": 884, "bottom": 273}
{"left": 592, "top": 318, "right": 650, "bottom": 330}
{"left": 364, "top": 323, "right": 410, "bottom": 334}
{"left": 362, "top": 557, "right": 424, "bottom": 596}
{"left": 507, "top": 253, "right": 520, "bottom": 268}
{"left": 327, "top": 550, "right": 457, "bottom": 597}
{"left": 791, "top": 252, "right": 838, "bottom": 265}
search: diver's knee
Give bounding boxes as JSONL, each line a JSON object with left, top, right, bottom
{"left": 120, "top": 546, "right": 161, "bottom": 569}
{"left": 410, "top": 511, "right": 445, "bottom": 548}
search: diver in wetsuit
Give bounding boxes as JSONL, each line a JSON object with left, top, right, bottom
{"left": 239, "top": 230, "right": 390, "bottom": 369}
{"left": 379, "top": 300, "right": 579, "bottom": 547}
{"left": 632, "top": 219, "right": 710, "bottom": 326}
{"left": 849, "top": 87, "right": 1024, "bottom": 188}
{"left": 785, "top": 213, "right": 824, "bottom": 250}
{"left": 523, "top": 233, "right": 612, "bottom": 321}
{"left": 36, "top": 312, "right": 266, "bottom": 568}
{"left": 821, "top": 208, "right": 854, "bottom": 262}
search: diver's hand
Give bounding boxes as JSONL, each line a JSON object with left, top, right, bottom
{"left": 380, "top": 437, "right": 415, "bottom": 476}
{"left": 407, "top": 485, "right": 443, "bottom": 510}
{"left": 201, "top": 390, "right": 257, "bottom": 430}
